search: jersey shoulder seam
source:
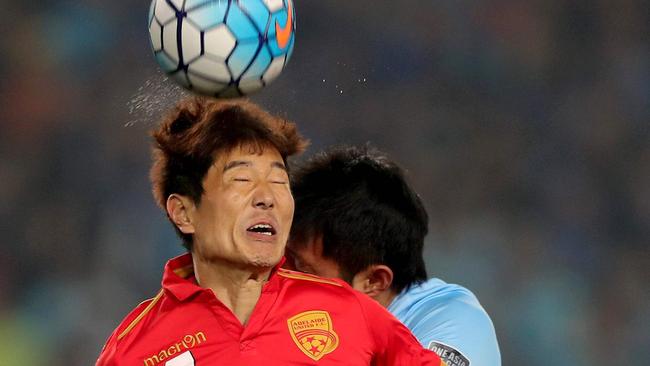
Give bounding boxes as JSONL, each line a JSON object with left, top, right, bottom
{"left": 277, "top": 268, "right": 343, "bottom": 287}
{"left": 117, "top": 288, "right": 165, "bottom": 341}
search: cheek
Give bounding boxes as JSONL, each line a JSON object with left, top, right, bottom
{"left": 286, "top": 199, "right": 295, "bottom": 219}
{"left": 217, "top": 191, "right": 247, "bottom": 217}
{"left": 281, "top": 190, "right": 295, "bottom": 216}
{"left": 206, "top": 195, "right": 240, "bottom": 233}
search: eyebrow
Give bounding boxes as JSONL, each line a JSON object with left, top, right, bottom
{"left": 222, "top": 160, "right": 287, "bottom": 173}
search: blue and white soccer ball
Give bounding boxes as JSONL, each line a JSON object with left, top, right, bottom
{"left": 148, "top": 0, "right": 295, "bottom": 97}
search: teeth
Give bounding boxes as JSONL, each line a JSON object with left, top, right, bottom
{"left": 251, "top": 224, "right": 272, "bottom": 230}
{"left": 248, "top": 223, "right": 275, "bottom": 235}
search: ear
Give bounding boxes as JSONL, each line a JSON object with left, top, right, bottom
{"left": 351, "top": 264, "right": 394, "bottom": 299}
{"left": 166, "top": 194, "right": 196, "bottom": 234}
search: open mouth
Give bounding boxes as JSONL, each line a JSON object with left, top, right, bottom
{"left": 246, "top": 223, "right": 277, "bottom": 236}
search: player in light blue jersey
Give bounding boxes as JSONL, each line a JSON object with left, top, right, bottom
{"left": 388, "top": 278, "right": 500, "bottom": 366}
{"left": 285, "top": 145, "right": 501, "bottom": 366}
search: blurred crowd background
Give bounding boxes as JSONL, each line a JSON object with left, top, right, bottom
{"left": 1, "top": 0, "right": 648, "bottom": 365}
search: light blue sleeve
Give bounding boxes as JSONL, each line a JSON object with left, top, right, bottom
{"left": 402, "top": 291, "right": 501, "bottom": 366}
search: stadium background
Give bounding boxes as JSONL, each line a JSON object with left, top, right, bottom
{"left": 1, "top": 1, "right": 648, "bottom": 365}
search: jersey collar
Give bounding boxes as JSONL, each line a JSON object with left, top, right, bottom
{"left": 162, "top": 253, "right": 286, "bottom": 302}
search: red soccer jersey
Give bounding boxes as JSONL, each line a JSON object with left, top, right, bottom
{"left": 97, "top": 253, "right": 442, "bottom": 366}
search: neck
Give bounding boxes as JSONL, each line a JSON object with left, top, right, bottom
{"left": 192, "top": 254, "right": 272, "bottom": 325}
{"left": 374, "top": 289, "right": 398, "bottom": 308}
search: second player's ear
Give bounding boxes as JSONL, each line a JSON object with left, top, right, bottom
{"left": 166, "top": 194, "right": 196, "bottom": 234}
{"left": 351, "top": 264, "right": 394, "bottom": 298}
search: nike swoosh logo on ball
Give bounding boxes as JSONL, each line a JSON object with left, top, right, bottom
{"left": 275, "top": 0, "right": 293, "bottom": 49}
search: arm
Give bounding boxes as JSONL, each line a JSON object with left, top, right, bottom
{"left": 407, "top": 295, "right": 501, "bottom": 366}
{"left": 378, "top": 317, "right": 443, "bottom": 366}
{"left": 95, "top": 330, "right": 118, "bottom": 366}
{"left": 95, "top": 292, "right": 161, "bottom": 366}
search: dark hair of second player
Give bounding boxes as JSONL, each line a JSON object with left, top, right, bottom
{"left": 289, "top": 145, "right": 428, "bottom": 293}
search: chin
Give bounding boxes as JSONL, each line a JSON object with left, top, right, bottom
{"left": 247, "top": 254, "right": 282, "bottom": 269}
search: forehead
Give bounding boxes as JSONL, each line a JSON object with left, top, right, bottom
{"left": 214, "top": 143, "right": 284, "bottom": 166}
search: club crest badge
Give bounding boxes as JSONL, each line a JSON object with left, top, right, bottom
{"left": 287, "top": 310, "right": 339, "bottom": 361}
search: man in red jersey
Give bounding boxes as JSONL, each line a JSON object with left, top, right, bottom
{"left": 96, "top": 97, "right": 443, "bottom": 366}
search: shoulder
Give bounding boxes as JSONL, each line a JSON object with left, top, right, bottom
{"left": 276, "top": 269, "right": 394, "bottom": 331}
{"left": 392, "top": 278, "right": 487, "bottom": 321}
{"left": 116, "top": 289, "right": 166, "bottom": 341}
{"left": 276, "top": 269, "right": 396, "bottom": 315}
{"left": 417, "top": 288, "right": 497, "bottom": 341}
{"left": 96, "top": 289, "right": 165, "bottom": 365}
{"left": 276, "top": 268, "right": 369, "bottom": 301}
{"left": 275, "top": 269, "right": 368, "bottom": 311}
{"left": 276, "top": 269, "right": 393, "bottom": 316}
{"left": 393, "top": 279, "right": 501, "bottom": 366}
{"left": 276, "top": 268, "right": 347, "bottom": 288}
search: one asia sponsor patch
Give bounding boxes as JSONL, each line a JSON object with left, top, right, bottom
{"left": 428, "top": 341, "right": 470, "bottom": 366}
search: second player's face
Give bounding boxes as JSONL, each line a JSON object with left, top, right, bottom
{"left": 285, "top": 236, "right": 344, "bottom": 279}
{"left": 191, "top": 144, "right": 294, "bottom": 270}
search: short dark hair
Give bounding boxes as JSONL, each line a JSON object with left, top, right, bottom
{"left": 290, "top": 145, "right": 428, "bottom": 293}
{"left": 150, "top": 96, "right": 308, "bottom": 250}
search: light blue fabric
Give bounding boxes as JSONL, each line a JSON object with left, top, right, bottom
{"left": 388, "top": 278, "right": 501, "bottom": 366}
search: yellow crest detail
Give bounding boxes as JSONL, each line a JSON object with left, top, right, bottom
{"left": 287, "top": 310, "right": 339, "bottom": 361}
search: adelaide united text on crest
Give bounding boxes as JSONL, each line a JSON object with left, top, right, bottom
{"left": 287, "top": 310, "right": 339, "bottom": 361}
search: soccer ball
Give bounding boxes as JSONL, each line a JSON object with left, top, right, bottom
{"left": 148, "top": 0, "right": 296, "bottom": 97}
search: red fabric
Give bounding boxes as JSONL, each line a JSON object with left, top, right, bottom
{"left": 97, "top": 253, "right": 441, "bottom": 366}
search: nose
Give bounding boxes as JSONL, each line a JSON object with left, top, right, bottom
{"left": 252, "top": 182, "right": 274, "bottom": 209}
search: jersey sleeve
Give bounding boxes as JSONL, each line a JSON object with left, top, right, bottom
{"left": 355, "top": 293, "right": 442, "bottom": 366}
{"left": 95, "top": 294, "right": 161, "bottom": 366}
{"left": 96, "top": 327, "right": 119, "bottom": 366}
{"left": 411, "top": 295, "right": 501, "bottom": 366}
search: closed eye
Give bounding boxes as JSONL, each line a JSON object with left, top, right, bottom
{"left": 234, "top": 178, "right": 251, "bottom": 182}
